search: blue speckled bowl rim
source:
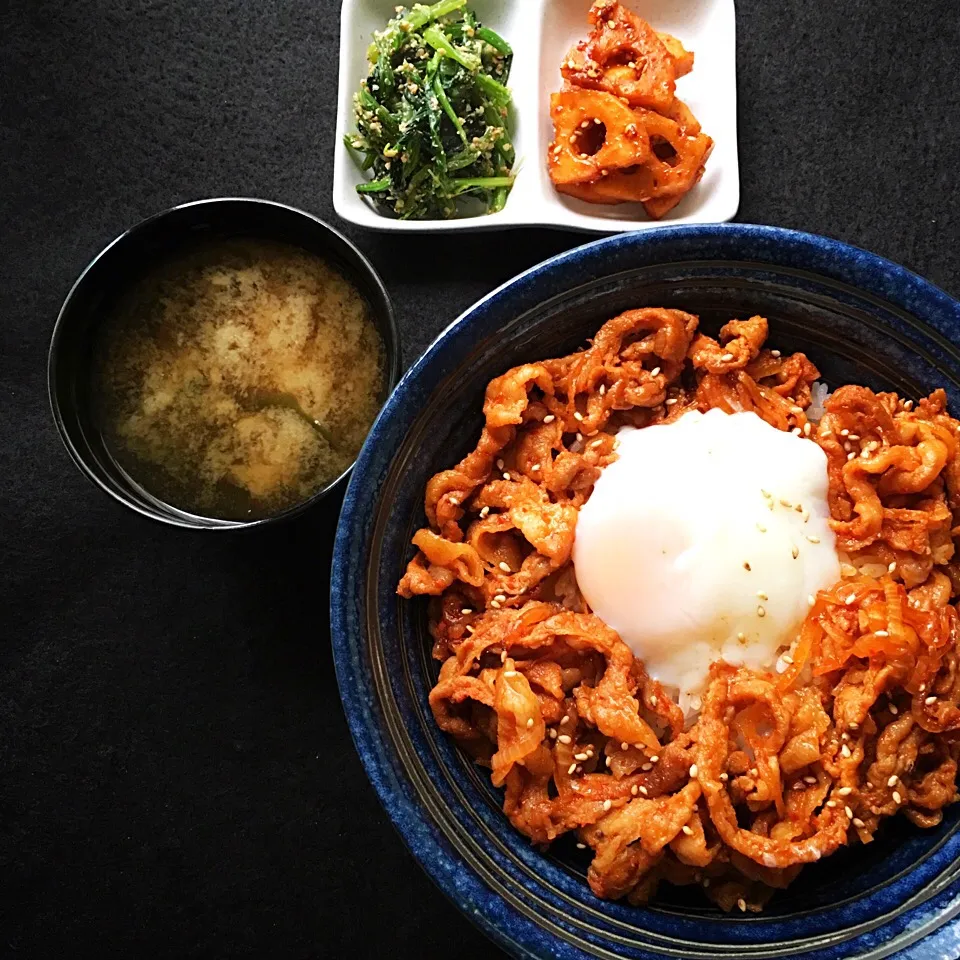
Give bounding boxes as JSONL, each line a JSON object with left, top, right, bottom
{"left": 331, "top": 223, "right": 960, "bottom": 960}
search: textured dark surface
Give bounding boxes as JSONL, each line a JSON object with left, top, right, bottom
{"left": 1, "top": 1, "right": 958, "bottom": 958}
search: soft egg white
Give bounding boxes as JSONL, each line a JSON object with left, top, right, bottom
{"left": 572, "top": 409, "right": 840, "bottom": 712}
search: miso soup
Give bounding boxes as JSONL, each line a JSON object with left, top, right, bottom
{"left": 92, "top": 238, "right": 385, "bottom": 520}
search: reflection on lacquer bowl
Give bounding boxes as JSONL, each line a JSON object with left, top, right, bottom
{"left": 331, "top": 224, "right": 960, "bottom": 960}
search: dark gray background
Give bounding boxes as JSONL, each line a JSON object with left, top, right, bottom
{"left": 2, "top": 0, "right": 959, "bottom": 957}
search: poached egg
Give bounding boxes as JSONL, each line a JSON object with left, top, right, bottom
{"left": 572, "top": 409, "right": 840, "bottom": 711}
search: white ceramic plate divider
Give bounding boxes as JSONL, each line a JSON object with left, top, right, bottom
{"left": 333, "top": 0, "right": 738, "bottom": 233}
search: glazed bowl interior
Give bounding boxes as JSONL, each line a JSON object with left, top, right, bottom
{"left": 333, "top": 225, "right": 960, "bottom": 960}
{"left": 49, "top": 197, "right": 399, "bottom": 529}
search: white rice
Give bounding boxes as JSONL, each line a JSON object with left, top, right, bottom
{"left": 807, "top": 381, "right": 831, "bottom": 422}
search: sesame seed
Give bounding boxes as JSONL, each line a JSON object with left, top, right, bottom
{"left": 500, "top": 649, "right": 506, "bottom": 661}
{"left": 780, "top": 499, "right": 792, "bottom": 508}
{"left": 889, "top": 704, "right": 898, "bottom": 715}
{"left": 576, "top": 433, "right": 583, "bottom": 442}
{"left": 461, "top": 608, "right": 472, "bottom": 615}
{"left": 744, "top": 562, "right": 752, "bottom": 571}
{"left": 573, "top": 411, "right": 583, "bottom": 421}
{"left": 782, "top": 654, "right": 794, "bottom": 664}
{"left": 806, "top": 535, "right": 821, "bottom": 544}
{"left": 502, "top": 471, "right": 511, "bottom": 480}
{"left": 793, "top": 780, "right": 805, "bottom": 790}
{"left": 576, "top": 842, "right": 586, "bottom": 849}
{"left": 757, "top": 605, "right": 766, "bottom": 618}
{"left": 848, "top": 434, "right": 860, "bottom": 441}
{"left": 771, "top": 350, "right": 781, "bottom": 357}
{"left": 666, "top": 397, "right": 678, "bottom": 405}
{"left": 550, "top": 729, "right": 557, "bottom": 739}
{"left": 558, "top": 735, "right": 572, "bottom": 744}
{"left": 479, "top": 506, "right": 490, "bottom": 518}
{"left": 649, "top": 755, "right": 659, "bottom": 763}
{"left": 591, "top": 439, "right": 603, "bottom": 448}
{"left": 804, "top": 422, "right": 812, "bottom": 436}
{"left": 926, "top": 695, "right": 937, "bottom": 705}
{"left": 543, "top": 414, "right": 555, "bottom": 423}
{"left": 887, "top": 775, "right": 898, "bottom": 787}
{"left": 494, "top": 594, "right": 506, "bottom": 602}
{"left": 503, "top": 670, "right": 517, "bottom": 677}
{"left": 630, "top": 785, "right": 639, "bottom": 796}
{"left": 721, "top": 352, "right": 734, "bottom": 362}
{"left": 888, "top": 562, "right": 897, "bottom": 573}
{"left": 574, "top": 752, "right": 588, "bottom": 761}
{"left": 568, "top": 763, "right": 578, "bottom": 775}
{"left": 650, "top": 366, "right": 661, "bottom": 377}
{"left": 920, "top": 684, "right": 926, "bottom": 693}
{"left": 804, "top": 775, "right": 817, "bottom": 784}
{"left": 757, "top": 590, "right": 769, "bottom": 600}
{"left": 560, "top": 715, "right": 570, "bottom": 725}
{"left": 638, "top": 785, "right": 648, "bottom": 796}
{"left": 826, "top": 799, "right": 837, "bottom": 807}
{"left": 808, "top": 594, "right": 816, "bottom": 606}
{"left": 682, "top": 825, "right": 694, "bottom": 835}
{"left": 720, "top": 772, "right": 728, "bottom": 781}
{"left": 757, "top": 523, "right": 767, "bottom": 533}
{"left": 641, "top": 762, "right": 653, "bottom": 772}
{"left": 847, "top": 451, "right": 856, "bottom": 460}
{"left": 526, "top": 718, "right": 534, "bottom": 728}
{"left": 599, "top": 384, "right": 605, "bottom": 395}
{"left": 737, "top": 632, "right": 746, "bottom": 641}
{"left": 498, "top": 562, "right": 511, "bottom": 573}
{"left": 490, "top": 600, "right": 502, "bottom": 609}
{"left": 791, "top": 545, "right": 800, "bottom": 559}
{"left": 840, "top": 429, "right": 849, "bottom": 437}
{"left": 853, "top": 818, "right": 865, "bottom": 828}
{"left": 761, "top": 489, "right": 772, "bottom": 499}
{"left": 792, "top": 427, "right": 802, "bottom": 436}
{"left": 605, "top": 756, "right": 612, "bottom": 767}
{"left": 602, "top": 799, "right": 612, "bottom": 811}
{"left": 838, "top": 786, "right": 853, "bottom": 795}
{"left": 620, "top": 741, "right": 629, "bottom": 750}
{"left": 893, "top": 791, "right": 902, "bottom": 804}
{"left": 531, "top": 464, "right": 540, "bottom": 472}
{"left": 689, "top": 764, "right": 699, "bottom": 778}
{"left": 841, "top": 744, "right": 852, "bottom": 758}
{"left": 737, "top": 898, "right": 747, "bottom": 912}
{"left": 496, "top": 459, "right": 504, "bottom": 469}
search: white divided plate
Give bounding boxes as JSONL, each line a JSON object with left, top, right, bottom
{"left": 333, "top": 0, "right": 738, "bottom": 233}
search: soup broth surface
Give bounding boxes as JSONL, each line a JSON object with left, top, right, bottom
{"left": 93, "top": 237, "right": 385, "bottom": 520}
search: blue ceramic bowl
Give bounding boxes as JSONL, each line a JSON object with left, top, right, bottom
{"left": 331, "top": 225, "right": 960, "bottom": 960}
